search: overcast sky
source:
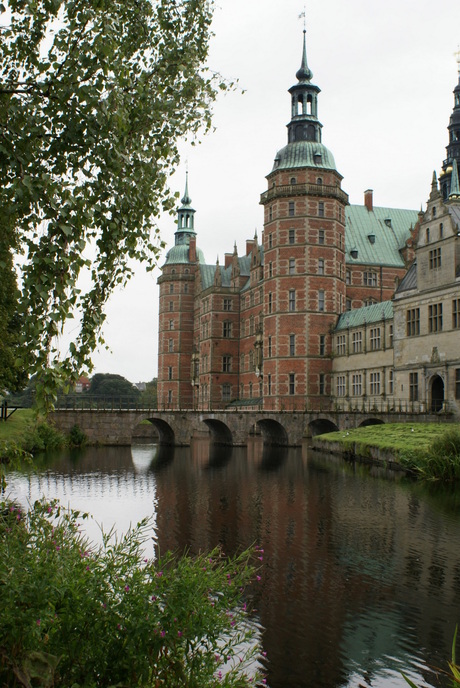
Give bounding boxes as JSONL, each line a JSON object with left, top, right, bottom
{"left": 89, "top": 0, "right": 460, "bottom": 383}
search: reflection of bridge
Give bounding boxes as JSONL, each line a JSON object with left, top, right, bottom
{"left": 50, "top": 404, "right": 451, "bottom": 447}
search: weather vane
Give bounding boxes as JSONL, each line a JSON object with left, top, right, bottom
{"left": 298, "top": 5, "right": 306, "bottom": 31}
{"left": 456, "top": 46, "right": 460, "bottom": 74}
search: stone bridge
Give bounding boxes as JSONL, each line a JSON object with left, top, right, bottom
{"left": 49, "top": 407, "right": 451, "bottom": 447}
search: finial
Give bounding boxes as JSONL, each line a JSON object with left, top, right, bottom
{"left": 455, "top": 46, "right": 460, "bottom": 76}
{"left": 449, "top": 160, "right": 460, "bottom": 198}
{"left": 296, "top": 12, "right": 312, "bottom": 82}
{"left": 181, "top": 170, "right": 192, "bottom": 206}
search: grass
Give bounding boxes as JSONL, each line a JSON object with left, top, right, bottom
{"left": 316, "top": 423, "right": 460, "bottom": 481}
{"left": 0, "top": 409, "right": 36, "bottom": 445}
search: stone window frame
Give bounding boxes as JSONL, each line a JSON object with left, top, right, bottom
{"left": 428, "top": 303, "right": 443, "bottom": 333}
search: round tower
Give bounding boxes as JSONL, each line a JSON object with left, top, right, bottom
{"left": 157, "top": 175, "right": 204, "bottom": 409}
{"left": 260, "top": 30, "right": 349, "bottom": 411}
{"left": 440, "top": 51, "right": 460, "bottom": 199}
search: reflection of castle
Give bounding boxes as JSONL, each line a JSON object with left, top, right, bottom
{"left": 157, "top": 33, "right": 460, "bottom": 418}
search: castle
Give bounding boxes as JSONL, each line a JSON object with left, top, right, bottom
{"left": 157, "top": 32, "right": 460, "bottom": 417}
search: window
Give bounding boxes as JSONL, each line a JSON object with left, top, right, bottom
{"left": 426, "top": 228, "right": 430, "bottom": 243}
{"left": 288, "top": 201, "right": 295, "bottom": 217}
{"left": 223, "top": 298, "right": 232, "bottom": 311}
{"left": 168, "top": 338, "right": 173, "bottom": 352}
{"left": 289, "top": 334, "right": 295, "bottom": 356}
{"left": 389, "top": 369, "right": 394, "bottom": 395}
{"left": 364, "top": 298, "right": 377, "bottom": 307}
{"left": 346, "top": 298, "right": 352, "bottom": 311}
{"left": 337, "top": 334, "right": 346, "bottom": 355}
{"left": 168, "top": 390, "right": 172, "bottom": 405}
{"left": 169, "top": 284, "right": 174, "bottom": 294}
{"left": 363, "top": 271, "right": 377, "bottom": 287}
{"left": 429, "top": 247, "right": 441, "bottom": 269}
{"left": 318, "top": 290, "right": 325, "bottom": 312}
{"left": 317, "top": 177, "right": 323, "bottom": 185}
{"left": 289, "top": 373, "right": 295, "bottom": 395}
{"left": 249, "top": 381, "right": 253, "bottom": 397}
{"left": 453, "top": 299, "right": 460, "bottom": 328}
{"left": 318, "top": 202, "right": 324, "bottom": 217}
{"left": 289, "top": 258, "right": 295, "bottom": 275}
{"left": 346, "top": 269, "right": 351, "bottom": 285}
{"left": 249, "top": 350, "right": 254, "bottom": 370}
{"left": 184, "top": 283, "right": 189, "bottom": 294}
{"left": 352, "top": 331, "right": 362, "bottom": 353}
{"left": 319, "top": 334, "right": 326, "bottom": 356}
{"left": 319, "top": 373, "right": 325, "bottom": 395}
{"left": 268, "top": 234, "right": 273, "bottom": 249}
{"left": 269, "top": 262, "right": 273, "bottom": 278}
{"left": 250, "top": 316, "right": 254, "bottom": 335}
{"left": 440, "top": 223, "right": 444, "bottom": 239}
{"left": 169, "top": 319, "right": 174, "bottom": 330}
{"left": 268, "top": 292, "right": 273, "bottom": 313}
{"left": 269, "top": 206, "right": 273, "bottom": 221}
{"left": 428, "top": 303, "right": 443, "bottom": 332}
{"left": 389, "top": 324, "right": 394, "bottom": 348}
{"left": 268, "top": 336, "right": 272, "bottom": 358}
{"left": 268, "top": 374, "right": 272, "bottom": 396}
{"left": 406, "top": 308, "right": 420, "bottom": 336}
{"left": 290, "top": 177, "right": 297, "bottom": 185}
{"left": 370, "top": 372, "right": 381, "bottom": 395}
{"left": 337, "top": 375, "right": 346, "bottom": 397}
{"left": 240, "top": 353, "right": 245, "bottom": 372}
{"left": 222, "top": 384, "right": 231, "bottom": 402}
{"left": 318, "top": 229, "right": 325, "bottom": 245}
{"left": 352, "top": 374, "right": 362, "bottom": 396}
{"left": 318, "top": 259, "right": 325, "bottom": 275}
{"left": 289, "top": 228, "right": 295, "bottom": 244}
{"left": 168, "top": 366, "right": 173, "bottom": 380}
{"left": 169, "top": 301, "right": 174, "bottom": 311}
{"left": 223, "top": 355, "right": 231, "bottom": 372}
{"left": 456, "top": 369, "right": 460, "bottom": 400}
{"left": 289, "top": 290, "right": 296, "bottom": 312}
{"left": 370, "top": 327, "right": 381, "bottom": 351}
{"left": 223, "top": 321, "right": 232, "bottom": 338}
{"left": 409, "top": 372, "right": 418, "bottom": 402}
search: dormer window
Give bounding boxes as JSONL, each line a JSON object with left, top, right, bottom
{"left": 350, "top": 248, "right": 358, "bottom": 259}
{"left": 367, "top": 234, "right": 376, "bottom": 244}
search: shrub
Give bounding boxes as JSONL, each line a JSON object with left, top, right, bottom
{"left": 23, "top": 421, "right": 66, "bottom": 454}
{"left": 400, "top": 428, "right": 460, "bottom": 482}
{"left": 0, "top": 499, "right": 263, "bottom": 687}
{"left": 68, "top": 424, "right": 88, "bottom": 447}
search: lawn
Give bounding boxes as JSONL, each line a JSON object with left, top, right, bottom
{"left": 0, "top": 409, "right": 35, "bottom": 447}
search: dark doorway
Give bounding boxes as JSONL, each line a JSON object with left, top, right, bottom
{"left": 431, "top": 375, "right": 444, "bottom": 412}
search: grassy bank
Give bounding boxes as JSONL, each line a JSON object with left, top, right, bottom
{"left": 315, "top": 422, "right": 460, "bottom": 481}
{"left": 0, "top": 409, "right": 76, "bottom": 465}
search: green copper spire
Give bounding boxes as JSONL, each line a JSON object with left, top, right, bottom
{"left": 296, "top": 30, "right": 312, "bottom": 82}
{"left": 181, "top": 171, "right": 192, "bottom": 208}
{"left": 448, "top": 159, "right": 460, "bottom": 200}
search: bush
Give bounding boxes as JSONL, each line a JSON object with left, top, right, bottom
{"left": 0, "top": 499, "right": 263, "bottom": 687}
{"left": 400, "top": 428, "right": 460, "bottom": 482}
{"left": 23, "top": 421, "right": 66, "bottom": 454}
{"left": 68, "top": 424, "right": 88, "bottom": 447}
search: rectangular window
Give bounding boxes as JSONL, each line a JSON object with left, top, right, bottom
{"left": 168, "top": 390, "right": 172, "bottom": 405}
{"left": 268, "top": 234, "right": 273, "bottom": 249}
{"left": 184, "top": 283, "right": 189, "bottom": 294}
{"left": 268, "top": 374, "right": 272, "bottom": 396}
{"left": 288, "top": 201, "right": 295, "bottom": 217}
{"left": 346, "top": 269, "right": 351, "bottom": 285}
{"left": 222, "top": 384, "right": 231, "bottom": 402}
{"left": 289, "top": 289, "right": 296, "bottom": 312}
{"left": 223, "top": 298, "right": 232, "bottom": 311}
{"left": 337, "top": 334, "right": 346, "bottom": 355}
{"left": 428, "top": 303, "right": 443, "bottom": 332}
{"left": 352, "top": 374, "right": 362, "bottom": 396}
{"left": 268, "top": 336, "right": 272, "bottom": 358}
{"left": 453, "top": 299, "right": 460, "bottom": 329}
{"left": 346, "top": 298, "right": 352, "bottom": 311}
{"left": 406, "top": 308, "right": 420, "bottom": 336}
{"left": 169, "top": 319, "right": 174, "bottom": 330}
{"left": 409, "top": 372, "right": 418, "bottom": 401}
{"left": 456, "top": 369, "right": 460, "bottom": 400}
{"left": 223, "top": 355, "right": 231, "bottom": 372}
{"left": 289, "top": 228, "right": 295, "bottom": 244}
{"left": 318, "top": 202, "right": 324, "bottom": 217}
{"left": 318, "top": 259, "right": 325, "bottom": 275}
{"left": 223, "top": 321, "right": 232, "bottom": 338}
{"left": 289, "top": 373, "right": 295, "bottom": 395}
{"left": 168, "top": 366, "right": 173, "bottom": 380}
{"left": 429, "top": 247, "right": 442, "bottom": 269}
{"left": 169, "top": 301, "right": 174, "bottom": 311}
{"left": 363, "top": 271, "right": 377, "bottom": 286}
{"left": 352, "top": 331, "right": 362, "bottom": 353}
{"left": 269, "top": 262, "right": 273, "bottom": 278}
{"left": 318, "top": 290, "right": 325, "bottom": 312}
{"left": 289, "top": 258, "right": 295, "bottom": 275}
{"left": 169, "top": 284, "right": 174, "bottom": 294}
{"left": 389, "top": 368, "right": 394, "bottom": 395}
{"left": 318, "top": 229, "right": 325, "bottom": 245}
{"left": 370, "top": 327, "right": 381, "bottom": 351}
{"left": 289, "top": 334, "right": 295, "bottom": 356}
{"left": 389, "top": 324, "right": 394, "bottom": 348}
{"left": 370, "top": 372, "right": 381, "bottom": 395}
{"left": 319, "top": 334, "right": 326, "bottom": 356}
{"left": 168, "top": 339, "right": 173, "bottom": 352}
{"left": 336, "top": 375, "right": 346, "bottom": 397}
{"left": 268, "top": 292, "right": 272, "bottom": 313}
{"left": 319, "top": 373, "right": 325, "bottom": 395}
{"left": 240, "top": 354, "right": 245, "bottom": 372}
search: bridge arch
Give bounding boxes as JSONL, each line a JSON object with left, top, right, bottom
{"left": 308, "top": 418, "right": 339, "bottom": 437}
{"left": 358, "top": 418, "right": 385, "bottom": 427}
{"left": 255, "top": 418, "right": 289, "bottom": 446}
{"left": 201, "top": 418, "right": 233, "bottom": 445}
{"left": 141, "top": 417, "right": 175, "bottom": 445}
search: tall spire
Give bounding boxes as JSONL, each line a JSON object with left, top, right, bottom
{"left": 448, "top": 159, "right": 460, "bottom": 200}
{"left": 296, "top": 30, "right": 313, "bottom": 82}
{"left": 440, "top": 51, "right": 460, "bottom": 198}
{"left": 175, "top": 173, "right": 196, "bottom": 244}
{"left": 286, "top": 30, "right": 322, "bottom": 145}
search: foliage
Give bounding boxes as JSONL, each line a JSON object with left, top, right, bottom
{"left": 139, "top": 377, "right": 158, "bottom": 408}
{"left": 23, "top": 421, "right": 67, "bottom": 454}
{"left": 0, "top": 0, "right": 229, "bottom": 413}
{"left": 402, "top": 625, "right": 460, "bottom": 686}
{"left": 88, "top": 372, "right": 141, "bottom": 401}
{"left": 399, "top": 428, "right": 460, "bottom": 482}
{"left": 0, "top": 499, "right": 263, "bottom": 687}
{"left": 68, "top": 424, "right": 87, "bottom": 447}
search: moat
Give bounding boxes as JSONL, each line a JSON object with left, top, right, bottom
{"left": 6, "top": 439, "right": 460, "bottom": 688}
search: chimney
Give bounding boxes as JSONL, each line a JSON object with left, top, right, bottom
{"left": 224, "top": 253, "right": 232, "bottom": 268}
{"left": 364, "top": 189, "right": 373, "bottom": 212}
{"left": 246, "top": 239, "right": 256, "bottom": 256}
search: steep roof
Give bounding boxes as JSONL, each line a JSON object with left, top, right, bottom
{"left": 345, "top": 205, "right": 418, "bottom": 267}
{"left": 199, "top": 253, "right": 253, "bottom": 291}
{"left": 395, "top": 262, "right": 417, "bottom": 294}
{"left": 335, "top": 300, "right": 393, "bottom": 331}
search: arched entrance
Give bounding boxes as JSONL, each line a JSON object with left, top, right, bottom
{"left": 431, "top": 375, "right": 444, "bottom": 412}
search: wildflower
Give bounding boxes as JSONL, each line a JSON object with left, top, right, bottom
{"left": 178, "top": 630, "right": 182, "bottom": 637}
{"left": 161, "top": 630, "right": 166, "bottom": 637}
{"left": 36, "top": 619, "right": 41, "bottom": 626}
{"left": 256, "top": 575, "right": 261, "bottom": 582}
{"left": 124, "top": 585, "right": 130, "bottom": 592}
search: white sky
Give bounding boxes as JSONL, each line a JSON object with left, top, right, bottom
{"left": 89, "top": 0, "right": 460, "bottom": 383}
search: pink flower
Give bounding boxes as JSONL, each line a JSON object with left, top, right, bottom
{"left": 124, "top": 585, "right": 130, "bottom": 592}
{"left": 36, "top": 619, "right": 41, "bottom": 626}
{"left": 256, "top": 575, "right": 261, "bottom": 582}
{"left": 177, "top": 630, "right": 182, "bottom": 637}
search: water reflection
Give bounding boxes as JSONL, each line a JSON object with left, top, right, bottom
{"left": 5, "top": 439, "right": 460, "bottom": 688}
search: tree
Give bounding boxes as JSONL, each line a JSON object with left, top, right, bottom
{"left": 0, "top": 0, "right": 228, "bottom": 412}
{"left": 88, "top": 372, "right": 141, "bottom": 401}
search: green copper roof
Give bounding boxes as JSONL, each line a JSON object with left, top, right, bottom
{"left": 345, "top": 205, "right": 419, "bottom": 267}
{"left": 199, "top": 253, "right": 253, "bottom": 291}
{"left": 272, "top": 141, "right": 336, "bottom": 172}
{"left": 335, "top": 301, "right": 393, "bottom": 331}
{"left": 164, "top": 244, "right": 205, "bottom": 265}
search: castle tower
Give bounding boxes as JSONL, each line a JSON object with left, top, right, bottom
{"left": 157, "top": 174, "right": 203, "bottom": 408}
{"left": 260, "top": 30, "right": 349, "bottom": 411}
{"left": 440, "top": 50, "right": 460, "bottom": 199}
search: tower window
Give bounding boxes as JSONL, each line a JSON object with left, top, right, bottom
{"left": 169, "top": 320, "right": 174, "bottom": 330}
{"left": 168, "top": 366, "right": 173, "bottom": 380}
{"left": 289, "top": 334, "right": 295, "bottom": 356}
{"left": 318, "top": 290, "right": 325, "bottom": 312}
{"left": 319, "top": 334, "right": 326, "bottom": 355}
{"left": 268, "top": 374, "right": 272, "bottom": 396}
{"left": 289, "top": 373, "right": 295, "bottom": 395}
{"left": 319, "top": 373, "right": 325, "bottom": 395}
{"left": 318, "top": 229, "right": 325, "bottom": 245}
{"left": 426, "top": 228, "right": 430, "bottom": 243}
{"left": 429, "top": 247, "right": 441, "bottom": 269}
{"left": 289, "top": 228, "right": 295, "bottom": 244}
{"left": 316, "top": 177, "right": 323, "bottom": 185}
{"left": 318, "top": 259, "right": 325, "bottom": 275}
{"left": 440, "top": 223, "right": 444, "bottom": 239}
{"left": 169, "top": 284, "right": 174, "bottom": 294}
{"left": 268, "top": 234, "right": 273, "bottom": 249}
{"left": 168, "top": 339, "right": 173, "bottom": 352}
{"left": 289, "top": 290, "right": 296, "bottom": 312}
{"left": 288, "top": 202, "right": 295, "bottom": 217}
{"left": 290, "top": 177, "right": 297, "bottom": 185}
{"left": 222, "top": 384, "right": 231, "bottom": 402}
{"left": 268, "top": 336, "right": 272, "bottom": 357}
{"left": 184, "top": 283, "right": 189, "bottom": 294}
{"left": 223, "top": 321, "right": 232, "bottom": 338}
{"left": 318, "top": 202, "right": 324, "bottom": 217}
{"left": 169, "top": 301, "right": 173, "bottom": 311}
{"left": 223, "top": 298, "right": 232, "bottom": 311}
{"left": 223, "top": 355, "right": 232, "bottom": 372}
{"left": 268, "top": 292, "right": 272, "bottom": 313}
{"left": 289, "top": 258, "right": 295, "bottom": 275}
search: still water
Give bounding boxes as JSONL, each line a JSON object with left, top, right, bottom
{"left": 5, "top": 439, "right": 460, "bottom": 688}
